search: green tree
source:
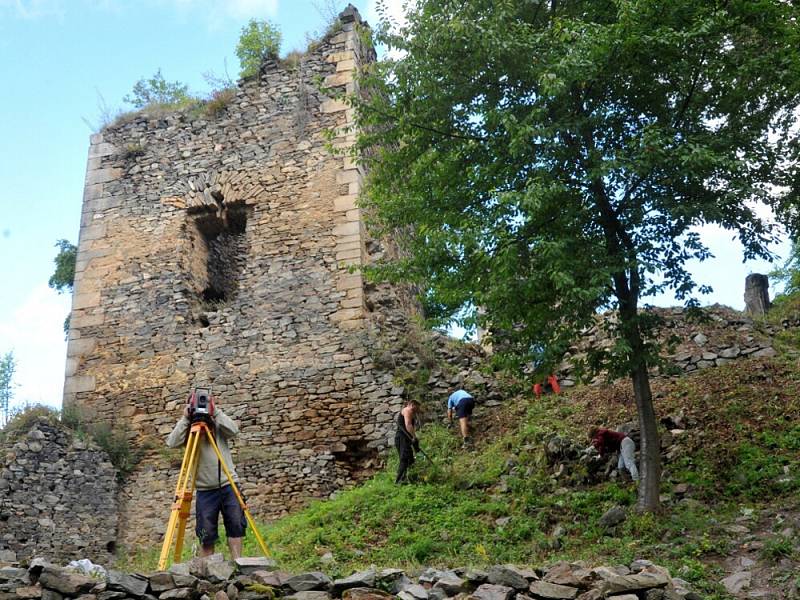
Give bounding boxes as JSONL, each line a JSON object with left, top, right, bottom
{"left": 49, "top": 239, "right": 76, "bottom": 293}
{"left": 236, "top": 19, "right": 282, "bottom": 79}
{"left": 0, "top": 352, "right": 16, "bottom": 427}
{"left": 770, "top": 242, "right": 800, "bottom": 299}
{"left": 49, "top": 239, "right": 77, "bottom": 336}
{"left": 123, "top": 69, "right": 192, "bottom": 109}
{"left": 356, "top": 0, "right": 800, "bottom": 510}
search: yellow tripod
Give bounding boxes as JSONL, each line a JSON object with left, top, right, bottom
{"left": 158, "top": 420, "right": 271, "bottom": 570}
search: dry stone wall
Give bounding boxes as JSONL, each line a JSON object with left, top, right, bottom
{"left": 557, "top": 305, "right": 779, "bottom": 387}
{"left": 0, "top": 555, "right": 702, "bottom": 600}
{"left": 63, "top": 8, "right": 410, "bottom": 547}
{"left": 0, "top": 419, "right": 118, "bottom": 565}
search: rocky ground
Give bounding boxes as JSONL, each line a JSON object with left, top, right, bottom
{"left": 0, "top": 555, "right": 703, "bottom": 600}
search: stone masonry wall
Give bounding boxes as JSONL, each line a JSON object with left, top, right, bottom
{"left": 0, "top": 419, "right": 118, "bottom": 565}
{"left": 556, "top": 305, "right": 779, "bottom": 387}
{"left": 63, "top": 8, "right": 409, "bottom": 547}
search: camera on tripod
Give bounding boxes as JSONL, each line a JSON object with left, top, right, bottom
{"left": 188, "top": 386, "right": 215, "bottom": 423}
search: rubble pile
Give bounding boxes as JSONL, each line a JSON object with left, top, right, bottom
{"left": 0, "top": 555, "right": 703, "bottom": 600}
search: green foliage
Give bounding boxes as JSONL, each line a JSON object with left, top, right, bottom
{"left": 245, "top": 584, "right": 275, "bottom": 600}
{"left": 123, "top": 143, "right": 145, "bottom": 159}
{"left": 48, "top": 239, "right": 76, "bottom": 294}
{"left": 761, "top": 535, "right": 795, "bottom": 560}
{"left": 357, "top": 0, "right": 800, "bottom": 511}
{"left": 61, "top": 405, "right": 145, "bottom": 479}
{"left": 202, "top": 88, "right": 237, "bottom": 117}
{"left": 101, "top": 352, "right": 800, "bottom": 596}
{"left": 236, "top": 19, "right": 282, "bottom": 79}
{"left": 0, "top": 351, "right": 16, "bottom": 427}
{"left": 123, "top": 69, "right": 193, "bottom": 109}
{"left": 770, "top": 242, "right": 800, "bottom": 298}
{"left": 358, "top": 0, "right": 800, "bottom": 374}
{"left": 0, "top": 404, "right": 58, "bottom": 442}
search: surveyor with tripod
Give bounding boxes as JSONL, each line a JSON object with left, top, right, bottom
{"left": 395, "top": 397, "right": 420, "bottom": 484}
{"left": 166, "top": 390, "right": 246, "bottom": 559}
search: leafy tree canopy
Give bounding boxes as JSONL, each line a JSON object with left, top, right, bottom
{"left": 357, "top": 0, "right": 800, "bottom": 510}
{"left": 236, "top": 19, "right": 282, "bottom": 79}
{"left": 770, "top": 241, "right": 800, "bottom": 299}
{"left": 48, "top": 239, "right": 76, "bottom": 294}
{"left": 123, "top": 69, "right": 192, "bottom": 109}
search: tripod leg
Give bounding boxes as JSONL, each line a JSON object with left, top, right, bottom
{"left": 203, "top": 428, "right": 272, "bottom": 559}
{"left": 173, "top": 429, "right": 202, "bottom": 563}
{"left": 158, "top": 429, "right": 202, "bottom": 570}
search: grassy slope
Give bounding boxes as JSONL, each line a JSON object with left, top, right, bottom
{"left": 113, "top": 318, "right": 800, "bottom": 597}
{"left": 248, "top": 354, "right": 800, "bottom": 598}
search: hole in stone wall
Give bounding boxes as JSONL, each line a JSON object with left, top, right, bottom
{"left": 187, "top": 199, "right": 251, "bottom": 312}
{"left": 106, "top": 541, "right": 117, "bottom": 553}
{"left": 198, "top": 314, "right": 210, "bottom": 327}
{"left": 333, "top": 439, "right": 379, "bottom": 476}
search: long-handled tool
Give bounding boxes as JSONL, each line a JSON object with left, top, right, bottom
{"left": 158, "top": 420, "right": 271, "bottom": 570}
{"left": 399, "top": 427, "right": 446, "bottom": 479}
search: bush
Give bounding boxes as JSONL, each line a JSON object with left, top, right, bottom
{"left": 203, "top": 87, "right": 237, "bottom": 117}
{"left": 236, "top": 19, "right": 282, "bottom": 79}
{"left": 62, "top": 404, "right": 144, "bottom": 479}
{"left": 0, "top": 404, "right": 60, "bottom": 443}
{"left": 123, "top": 69, "right": 193, "bottom": 109}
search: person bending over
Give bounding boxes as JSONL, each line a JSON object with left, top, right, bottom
{"left": 589, "top": 426, "right": 639, "bottom": 482}
{"left": 447, "top": 388, "right": 475, "bottom": 448}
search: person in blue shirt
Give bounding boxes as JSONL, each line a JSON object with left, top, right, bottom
{"left": 447, "top": 389, "right": 475, "bottom": 447}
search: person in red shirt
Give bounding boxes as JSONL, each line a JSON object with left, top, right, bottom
{"left": 533, "top": 375, "right": 561, "bottom": 397}
{"left": 589, "top": 426, "right": 639, "bottom": 482}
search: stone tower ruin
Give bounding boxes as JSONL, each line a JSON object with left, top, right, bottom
{"left": 63, "top": 7, "right": 405, "bottom": 546}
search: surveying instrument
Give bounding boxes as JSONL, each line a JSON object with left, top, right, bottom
{"left": 158, "top": 387, "right": 271, "bottom": 570}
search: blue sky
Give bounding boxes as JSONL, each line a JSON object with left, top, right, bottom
{"left": 0, "top": 0, "right": 789, "bottom": 414}
{"left": 0, "top": 0, "right": 378, "bottom": 412}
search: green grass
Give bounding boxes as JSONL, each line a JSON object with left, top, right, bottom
{"left": 110, "top": 353, "right": 800, "bottom": 600}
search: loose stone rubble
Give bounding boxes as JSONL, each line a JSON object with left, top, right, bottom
{"left": 556, "top": 305, "right": 780, "bottom": 387}
{"left": 0, "top": 556, "right": 703, "bottom": 600}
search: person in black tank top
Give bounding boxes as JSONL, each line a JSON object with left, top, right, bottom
{"left": 395, "top": 398, "right": 420, "bottom": 484}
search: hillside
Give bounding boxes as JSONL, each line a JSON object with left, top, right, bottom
{"left": 115, "top": 342, "right": 800, "bottom": 598}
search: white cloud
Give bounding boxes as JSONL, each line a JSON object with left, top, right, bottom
{"left": 0, "top": 285, "right": 70, "bottom": 411}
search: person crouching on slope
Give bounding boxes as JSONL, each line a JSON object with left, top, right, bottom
{"left": 395, "top": 398, "right": 420, "bottom": 484}
{"left": 589, "top": 426, "right": 639, "bottom": 482}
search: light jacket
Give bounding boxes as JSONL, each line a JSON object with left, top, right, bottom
{"left": 166, "top": 408, "right": 239, "bottom": 490}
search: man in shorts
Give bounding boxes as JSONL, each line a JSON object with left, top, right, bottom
{"left": 447, "top": 388, "right": 475, "bottom": 448}
{"left": 167, "top": 395, "right": 246, "bottom": 558}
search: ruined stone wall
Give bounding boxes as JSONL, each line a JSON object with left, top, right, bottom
{"left": 557, "top": 305, "right": 779, "bottom": 386}
{"left": 63, "top": 9, "right": 408, "bottom": 547}
{"left": 0, "top": 419, "right": 118, "bottom": 564}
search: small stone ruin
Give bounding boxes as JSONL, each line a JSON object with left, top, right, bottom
{"left": 0, "top": 419, "right": 119, "bottom": 565}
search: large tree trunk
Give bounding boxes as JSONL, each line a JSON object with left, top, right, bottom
{"left": 618, "top": 292, "right": 661, "bottom": 512}
{"left": 630, "top": 362, "right": 661, "bottom": 511}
